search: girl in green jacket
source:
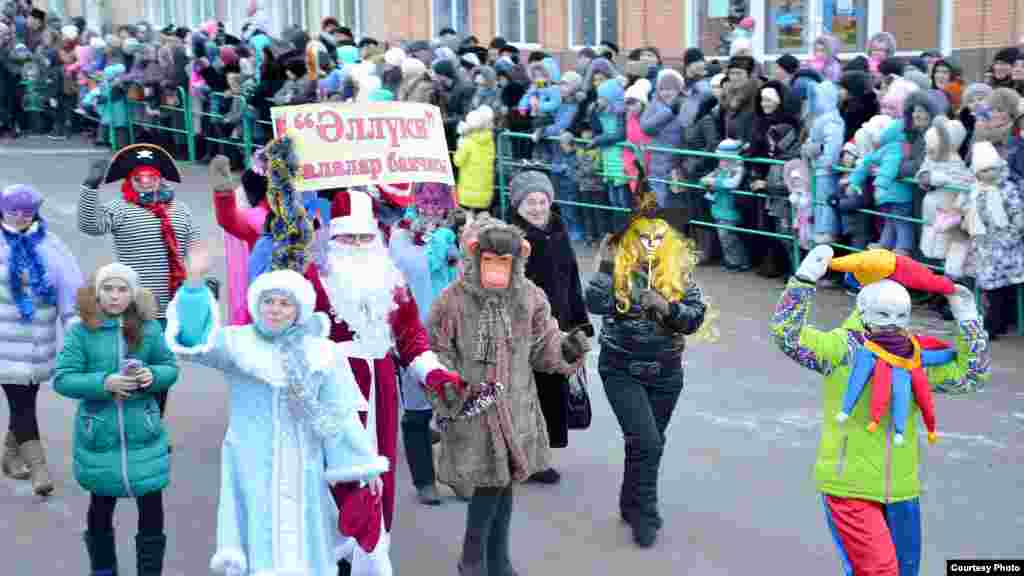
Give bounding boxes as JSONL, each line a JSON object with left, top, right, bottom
{"left": 54, "top": 262, "right": 178, "bottom": 576}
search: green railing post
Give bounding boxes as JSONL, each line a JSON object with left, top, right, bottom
{"left": 242, "top": 96, "right": 253, "bottom": 168}
{"left": 181, "top": 87, "right": 195, "bottom": 162}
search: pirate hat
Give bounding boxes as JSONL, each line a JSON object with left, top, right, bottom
{"left": 104, "top": 144, "right": 182, "bottom": 184}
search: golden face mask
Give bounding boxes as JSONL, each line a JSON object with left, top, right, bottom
{"left": 634, "top": 218, "right": 669, "bottom": 259}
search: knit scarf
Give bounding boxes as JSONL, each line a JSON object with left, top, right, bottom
{"left": 143, "top": 201, "right": 186, "bottom": 297}
{"left": 866, "top": 329, "right": 914, "bottom": 359}
{"left": 474, "top": 295, "right": 512, "bottom": 365}
{"left": 2, "top": 220, "right": 56, "bottom": 322}
{"left": 122, "top": 175, "right": 186, "bottom": 297}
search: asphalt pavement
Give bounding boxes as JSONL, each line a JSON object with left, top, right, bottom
{"left": 1, "top": 137, "right": 1021, "bottom": 575}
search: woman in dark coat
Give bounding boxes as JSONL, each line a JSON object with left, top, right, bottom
{"left": 508, "top": 170, "right": 593, "bottom": 484}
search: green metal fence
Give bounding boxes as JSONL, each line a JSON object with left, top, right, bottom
{"left": 496, "top": 129, "right": 1024, "bottom": 336}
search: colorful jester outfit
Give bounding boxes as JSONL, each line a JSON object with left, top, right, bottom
{"left": 770, "top": 248, "right": 990, "bottom": 576}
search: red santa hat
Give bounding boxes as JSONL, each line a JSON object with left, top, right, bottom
{"left": 330, "top": 190, "right": 378, "bottom": 237}
{"left": 376, "top": 182, "right": 414, "bottom": 208}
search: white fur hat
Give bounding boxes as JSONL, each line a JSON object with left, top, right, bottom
{"left": 384, "top": 47, "right": 406, "bottom": 67}
{"left": 401, "top": 57, "right": 427, "bottom": 79}
{"left": 971, "top": 141, "right": 1004, "bottom": 174}
{"left": 90, "top": 37, "right": 107, "bottom": 50}
{"left": 624, "top": 78, "right": 651, "bottom": 104}
{"left": 945, "top": 119, "right": 968, "bottom": 152}
{"left": 95, "top": 263, "right": 139, "bottom": 296}
{"left": 246, "top": 269, "right": 318, "bottom": 328}
{"left": 61, "top": 25, "right": 79, "bottom": 41}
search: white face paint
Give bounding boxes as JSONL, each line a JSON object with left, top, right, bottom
{"left": 857, "top": 280, "right": 912, "bottom": 329}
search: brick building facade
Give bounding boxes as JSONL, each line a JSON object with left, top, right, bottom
{"left": 46, "top": 0, "right": 1024, "bottom": 80}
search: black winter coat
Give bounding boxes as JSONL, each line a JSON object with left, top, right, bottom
{"left": 512, "top": 212, "right": 592, "bottom": 336}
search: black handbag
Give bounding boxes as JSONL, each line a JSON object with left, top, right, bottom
{"left": 566, "top": 365, "right": 592, "bottom": 430}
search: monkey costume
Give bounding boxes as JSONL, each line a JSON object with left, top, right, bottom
{"left": 425, "top": 215, "right": 589, "bottom": 576}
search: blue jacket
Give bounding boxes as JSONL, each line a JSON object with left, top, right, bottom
{"left": 640, "top": 101, "right": 686, "bottom": 177}
{"left": 518, "top": 58, "right": 562, "bottom": 115}
{"left": 849, "top": 121, "right": 915, "bottom": 205}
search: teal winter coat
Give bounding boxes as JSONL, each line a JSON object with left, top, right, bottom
{"left": 53, "top": 290, "right": 178, "bottom": 498}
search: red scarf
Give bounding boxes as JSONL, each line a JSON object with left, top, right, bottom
{"left": 122, "top": 167, "right": 187, "bottom": 296}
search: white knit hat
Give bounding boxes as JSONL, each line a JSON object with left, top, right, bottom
{"left": 61, "top": 25, "right": 79, "bottom": 41}
{"left": 95, "top": 263, "right": 139, "bottom": 295}
{"left": 384, "top": 47, "right": 406, "bottom": 67}
{"left": 400, "top": 57, "right": 426, "bottom": 79}
{"left": 624, "top": 78, "right": 651, "bottom": 104}
{"left": 971, "top": 141, "right": 1004, "bottom": 174}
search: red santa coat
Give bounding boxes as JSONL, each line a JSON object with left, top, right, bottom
{"left": 305, "top": 265, "right": 441, "bottom": 536}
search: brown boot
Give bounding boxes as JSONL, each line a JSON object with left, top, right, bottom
{"left": 2, "top": 432, "right": 30, "bottom": 480}
{"left": 19, "top": 440, "right": 54, "bottom": 496}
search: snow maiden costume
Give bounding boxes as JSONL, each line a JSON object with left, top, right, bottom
{"left": 166, "top": 269, "right": 389, "bottom": 576}
{"left": 770, "top": 246, "right": 989, "bottom": 576}
{"left": 0, "top": 184, "right": 82, "bottom": 494}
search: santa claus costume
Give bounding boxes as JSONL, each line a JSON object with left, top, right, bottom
{"left": 304, "top": 190, "right": 459, "bottom": 575}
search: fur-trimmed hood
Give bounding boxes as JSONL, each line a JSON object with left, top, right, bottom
{"left": 75, "top": 271, "right": 157, "bottom": 330}
{"left": 903, "top": 90, "right": 940, "bottom": 135}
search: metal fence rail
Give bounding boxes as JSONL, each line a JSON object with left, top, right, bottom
{"left": 495, "top": 129, "right": 1023, "bottom": 335}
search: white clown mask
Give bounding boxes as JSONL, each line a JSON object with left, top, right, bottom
{"left": 856, "top": 279, "right": 911, "bottom": 329}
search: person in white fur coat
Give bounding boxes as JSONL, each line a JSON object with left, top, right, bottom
{"left": 916, "top": 116, "right": 974, "bottom": 279}
{"left": 166, "top": 250, "right": 389, "bottom": 576}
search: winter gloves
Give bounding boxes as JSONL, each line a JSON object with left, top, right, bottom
{"left": 796, "top": 245, "right": 835, "bottom": 284}
{"left": 561, "top": 328, "right": 592, "bottom": 364}
{"left": 424, "top": 369, "right": 464, "bottom": 405}
{"left": 210, "top": 155, "right": 235, "bottom": 193}
{"left": 84, "top": 159, "right": 109, "bottom": 189}
{"left": 946, "top": 285, "right": 980, "bottom": 322}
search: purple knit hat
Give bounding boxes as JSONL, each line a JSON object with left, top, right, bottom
{"left": 0, "top": 184, "right": 43, "bottom": 214}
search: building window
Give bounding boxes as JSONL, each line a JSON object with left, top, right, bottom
{"left": 692, "top": 0, "right": 735, "bottom": 57}
{"left": 823, "top": 0, "right": 867, "bottom": 52}
{"left": 434, "top": 0, "right": 470, "bottom": 34}
{"left": 341, "top": 0, "right": 367, "bottom": 38}
{"left": 569, "top": 0, "right": 618, "bottom": 47}
{"left": 884, "top": 0, "right": 941, "bottom": 52}
{"left": 497, "top": 0, "right": 539, "bottom": 44}
{"left": 766, "top": 0, "right": 810, "bottom": 53}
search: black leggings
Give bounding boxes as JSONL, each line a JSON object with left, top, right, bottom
{"left": 87, "top": 491, "right": 164, "bottom": 535}
{"left": 2, "top": 384, "right": 40, "bottom": 443}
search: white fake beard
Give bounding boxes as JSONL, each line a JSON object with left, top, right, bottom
{"left": 322, "top": 239, "right": 406, "bottom": 350}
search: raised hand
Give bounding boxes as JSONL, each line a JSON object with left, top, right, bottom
{"left": 187, "top": 240, "right": 214, "bottom": 281}
{"left": 84, "top": 158, "right": 110, "bottom": 188}
{"left": 209, "top": 155, "right": 234, "bottom": 193}
{"left": 795, "top": 245, "right": 835, "bottom": 284}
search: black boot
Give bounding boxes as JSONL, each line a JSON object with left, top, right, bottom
{"left": 136, "top": 533, "right": 166, "bottom": 575}
{"left": 83, "top": 530, "right": 118, "bottom": 576}
{"left": 337, "top": 558, "right": 352, "bottom": 576}
{"left": 488, "top": 486, "right": 519, "bottom": 576}
{"left": 459, "top": 487, "right": 501, "bottom": 575}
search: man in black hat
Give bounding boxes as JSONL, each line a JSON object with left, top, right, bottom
{"left": 78, "top": 144, "right": 201, "bottom": 419}
{"left": 773, "top": 52, "right": 821, "bottom": 118}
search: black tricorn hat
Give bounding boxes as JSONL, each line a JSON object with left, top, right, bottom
{"left": 104, "top": 144, "right": 182, "bottom": 184}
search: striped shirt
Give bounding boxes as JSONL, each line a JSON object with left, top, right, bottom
{"left": 78, "top": 185, "right": 200, "bottom": 318}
